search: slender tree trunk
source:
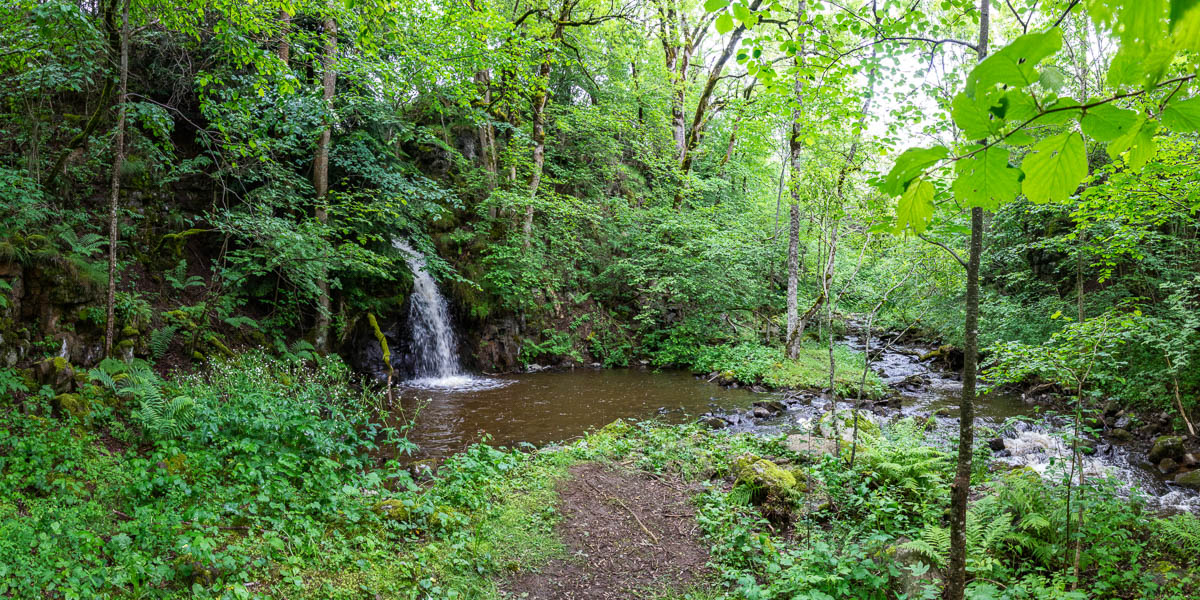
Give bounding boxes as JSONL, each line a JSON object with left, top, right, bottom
{"left": 523, "top": 60, "right": 550, "bottom": 251}
{"left": 784, "top": 0, "right": 807, "bottom": 359}
{"left": 104, "top": 0, "right": 130, "bottom": 358}
{"left": 312, "top": 2, "right": 337, "bottom": 353}
{"left": 947, "top": 4, "right": 989, "bottom": 597}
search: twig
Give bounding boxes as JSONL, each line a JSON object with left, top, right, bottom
{"left": 582, "top": 477, "right": 659, "bottom": 544}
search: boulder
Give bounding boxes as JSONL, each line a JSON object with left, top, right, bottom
{"left": 818, "top": 409, "right": 881, "bottom": 442}
{"left": 1149, "top": 436, "right": 1186, "bottom": 464}
{"left": 373, "top": 499, "right": 411, "bottom": 521}
{"left": 786, "top": 434, "right": 838, "bottom": 461}
{"left": 752, "top": 406, "right": 772, "bottom": 419}
{"left": 735, "top": 457, "right": 804, "bottom": 505}
{"left": 754, "top": 400, "right": 786, "bottom": 414}
{"left": 1109, "top": 428, "right": 1132, "bottom": 442}
{"left": 1174, "top": 470, "right": 1200, "bottom": 491}
{"left": 699, "top": 415, "right": 728, "bottom": 429}
{"left": 886, "top": 538, "right": 944, "bottom": 598}
{"left": 34, "top": 356, "right": 75, "bottom": 394}
{"left": 1159, "top": 458, "right": 1179, "bottom": 475}
{"left": 987, "top": 438, "right": 1006, "bottom": 452}
{"left": 53, "top": 393, "right": 89, "bottom": 418}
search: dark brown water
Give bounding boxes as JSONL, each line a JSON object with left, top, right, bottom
{"left": 394, "top": 368, "right": 763, "bottom": 458}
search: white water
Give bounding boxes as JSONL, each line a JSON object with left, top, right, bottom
{"left": 393, "top": 240, "right": 506, "bottom": 391}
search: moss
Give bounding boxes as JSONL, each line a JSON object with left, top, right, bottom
{"left": 597, "top": 419, "right": 633, "bottom": 437}
{"left": 192, "top": 351, "right": 206, "bottom": 362}
{"left": 164, "top": 453, "right": 188, "bottom": 475}
{"left": 374, "top": 498, "right": 412, "bottom": 521}
{"left": 204, "top": 335, "right": 235, "bottom": 358}
{"left": 115, "top": 339, "right": 135, "bottom": 351}
{"left": 366, "top": 313, "right": 393, "bottom": 379}
{"left": 54, "top": 393, "right": 89, "bottom": 417}
{"left": 120, "top": 326, "right": 140, "bottom": 338}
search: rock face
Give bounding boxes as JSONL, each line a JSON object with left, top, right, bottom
{"left": 1149, "top": 436, "right": 1186, "bottom": 464}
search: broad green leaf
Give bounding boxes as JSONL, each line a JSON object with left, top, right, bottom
{"left": 1004, "top": 90, "right": 1038, "bottom": 122}
{"left": 715, "top": 13, "right": 734, "bottom": 34}
{"left": 1106, "top": 45, "right": 1145, "bottom": 87}
{"left": 1007, "top": 130, "right": 1036, "bottom": 146}
{"left": 951, "top": 92, "right": 998, "bottom": 139}
{"left": 1105, "top": 115, "right": 1147, "bottom": 158}
{"left": 704, "top": 0, "right": 730, "bottom": 11}
{"left": 733, "top": 3, "right": 751, "bottom": 21}
{"left": 1039, "top": 66, "right": 1068, "bottom": 91}
{"left": 895, "top": 179, "right": 935, "bottom": 235}
{"left": 1172, "top": 0, "right": 1200, "bottom": 49}
{"left": 953, "top": 147, "right": 1021, "bottom": 210}
{"left": 1161, "top": 96, "right": 1200, "bottom": 132}
{"left": 1081, "top": 104, "right": 1140, "bottom": 141}
{"left": 968, "top": 28, "right": 1063, "bottom": 94}
{"left": 1126, "top": 121, "right": 1158, "bottom": 169}
{"left": 1021, "top": 133, "right": 1088, "bottom": 203}
{"left": 880, "top": 146, "right": 949, "bottom": 196}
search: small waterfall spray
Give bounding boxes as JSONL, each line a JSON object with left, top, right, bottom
{"left": 394, "top": 240, "right": 464, "bottom": 384}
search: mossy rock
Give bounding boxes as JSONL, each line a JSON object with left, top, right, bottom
{"left": 1149, "top": 435, "right": 1185, "bottom": 464}
{"left": 35, "top": 356, "right": 75, "bottom": 393}
{"left": 373, "top": 498, "right": 412, "bottom": 521}
{"left": 736, "top": 458, "right": 799, "bottom": 505}
{"left": 54, "top": 393, "right": 89, "bottom": 417}
{"left": 120, "top": 326, "right": 140, "bottom": 338}
{"left": 1174, "top": 470, "right": 1200, "bottom": 491}
{"left": 818, "top": 409, "right": 881, "bottom": 442}
{"left": 597, "top": 419, "right": 633, "bottom": 437}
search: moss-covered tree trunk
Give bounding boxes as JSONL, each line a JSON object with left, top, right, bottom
{"left": 784, "top": 0, "right": 807, "bottom": 360}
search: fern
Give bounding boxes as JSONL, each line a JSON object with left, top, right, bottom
{"left": 165, "top": 259, "right": 204, "bottom": 291}
{"left": 1158, "top": 513, "right": 1200, "bottom": 555}
{"left": 89, "top": 359, "right": 194, "bottom": 440}
{"left": 149, "top": 325, "right": 177, "bottom": 359}
{"left": 900, "top": 525, "right": 950, "bottom": 567}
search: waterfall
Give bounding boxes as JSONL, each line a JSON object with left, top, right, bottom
{"left": 394, "top": 240, "right": 463, "bottom": 383}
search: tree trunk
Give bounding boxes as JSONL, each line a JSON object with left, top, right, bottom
{"left": 947, "top": 7, "right": 989, "bottom": 597}
{"left": 277, "top": 9, "right": 291, "bottom": 64}
{"left": 786, "top": 202, "right": 801, "bottom": 357}
{"left": 784, "top": 0, "right": 807, "bottom": 359}
{"left": 104, "top": 0, "right": 130, "bottom": 358}
{"left": 523, "top": 59, "right": 550, "bottom": 252}
{"left": 312, "top": 2, "right": 337, "bottom": 353}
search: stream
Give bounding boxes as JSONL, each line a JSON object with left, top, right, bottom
{"left": 388, "top": 242, "right": 1198, "bottom": 511}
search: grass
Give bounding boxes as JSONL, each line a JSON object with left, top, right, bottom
{"left": 689, "top": 341, "right": 887, "bottom": 397}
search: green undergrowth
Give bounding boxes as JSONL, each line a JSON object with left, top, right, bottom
{"left": 688, "top": 342, "right": 887, "bottom": 398}
{"left": 2, "top": 356, "right": 1197, "bottom": 599}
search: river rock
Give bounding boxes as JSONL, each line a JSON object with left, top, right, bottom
{"left": 754, "top": 400, "right": 786, "bottom": 414}
{"left": 786, "top": 434, "right": 837, "bottom": 461}
{"left": 700, "top": 416, "right": 729, "bottom": 429}
{"left": 818, "top": 409, "right": 881, "bottom": 442}
{"left": 1159, "top": 458, "right": 1179, "bottom": 475}
{"left": 752, "top": 406, "right": 772, "bottom": 419}
{"left": 1113, "top": 414, "right": 1132, "bottom": 430}
{"left": 1174, "top": 470, "right": 1200, "bottom": 491}
{"left": 735, "top": 456, "right": 802, "bottom": 505}
{"left": 1182, "top": 453, "right": 1198, "bottom": 468}
{"left": 987, "top": 438, "right": 1006, "bottom": 452}
{"left": 1109, "top": 428, "right": 1133, "bottom": 442}
{"left": 1149, "top": 436, "right": 1186, "bottom": 463}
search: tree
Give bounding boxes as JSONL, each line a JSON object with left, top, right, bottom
{"left": 104, "top": 0, "right": 130, "bottom": 357}
{"left": 312, "top": 0, "right": 338, "bottom": 352}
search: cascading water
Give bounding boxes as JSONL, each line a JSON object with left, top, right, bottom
{"left": 393, "top": 240, "right": 506, "bottom": 391}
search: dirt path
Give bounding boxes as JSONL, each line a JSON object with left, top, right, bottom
{"left": 503, "top": 462, "right": 713, "bottom": 599}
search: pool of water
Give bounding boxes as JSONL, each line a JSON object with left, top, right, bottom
{"left": 393, "top": 368, "right": 764, "bottom": 459}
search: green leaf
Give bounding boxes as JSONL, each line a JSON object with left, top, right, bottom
{"left": 952, "top": 147, "right": 1021, "bottom": 210}
{"left": 1039, "top": 65, "right": 1068, "bottom": 91}
{"left": 1081, "top": 104, "right": 1140, "bottom": 141}
{"left": 1161, "top": 96, "right": 1200, "bottom": 132}
{"left": 968, "top": 28, "right": 1063, "bottom": 94}
{"left": 895, "top": 179, "right": 935, "bottom": 235}
{"left": 1039, "top": 97, "right": 1082, "bottom": 125}
{"left": 1006, "top": 130, "right": 1036, "bottom": 146}
{"left": 704, "top": 0, "right": 731, "bottom": 11}
{"left": 1171, "top": 0, "right": 1199, "bottom": 27}
{"left": 1106, "top": 45, "right": 1146, "bottom": 87}
{"left": 715, "top": 13, "right": 734, "bottom": 34}
{"left": 951, "top": 93, "right": 999, "bottom": 139}
{"left": 1004, "top": 90, "right": 1038, "bottom": 122}
{"left": 1020, "top": 133, "right": 1088, "bottom": 203}
{"left": 1172, "top": 0, "right": 1200, "bottom": 49}
{"left": 881, "top": 146, "right": 949, "bottom": 196}
{"left": 1108, "top": 120, "right": 1159, "bottom": 170}
{"left": 1105, "top": 115, "right": 1147, "bottom": 159}
{"left": 733, "top": 2, "right": 751, "bottom": 21}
